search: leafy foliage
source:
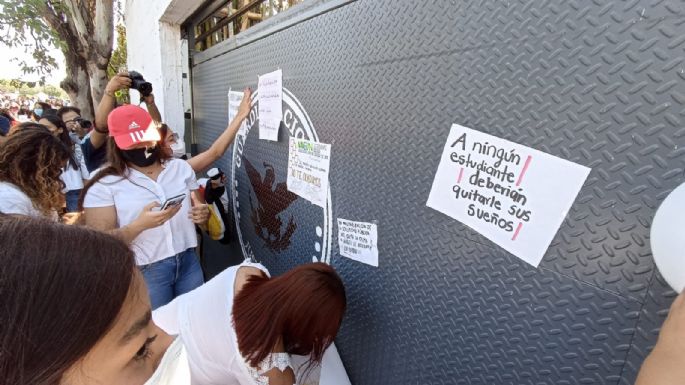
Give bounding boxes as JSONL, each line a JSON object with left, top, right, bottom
{"left": 0, "top": 0, "right": 65, "bottom": 85}
{"left": 107, "top": 23, "right": 129, "bottom": 104}
{"left": 0, "top": 78, "right": 66, "bottom": 98}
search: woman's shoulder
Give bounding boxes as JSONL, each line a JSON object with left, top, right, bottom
{"left": 0, "top": 182, "right": 30, "bottom": 200}
{"left": 166, "top": 158, "right": 192, "bottom": 170}
{"left": 0, "top": 182, "right": 39, "bottom": 216}
{"left": 89, "top": 168, "right": 126, "bottom": 185}
{"left": 234, "top": 261, "right": 270, "bottom": 294}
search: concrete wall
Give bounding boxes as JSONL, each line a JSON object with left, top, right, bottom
{"left": 124, "top": 0, "right": 202, "bottom": 153}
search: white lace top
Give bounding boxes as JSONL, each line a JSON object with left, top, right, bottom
{"left": 247, "top": 352, "right": 297, "bottom": 385}
{"left": 154, "top": 260, "right": 298, "bottom": 385}
{"left": 153, "top": 260, "right": 349, "bottom": 385}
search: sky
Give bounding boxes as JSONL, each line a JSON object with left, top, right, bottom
{"left": 0, "top": 1, "right": 125, "bottom": 87}
{"left": 0, "top": 44, "right": 67, "bottom": 86}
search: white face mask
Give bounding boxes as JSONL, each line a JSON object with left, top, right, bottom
{"left": 144, "top": 337, "right": 191, "bottom": 385}
{"left": 69, "top": 132, "right": 81, "bottom": 143}
{"left": 170, "top": 142, "right": 186, "bottom": 159}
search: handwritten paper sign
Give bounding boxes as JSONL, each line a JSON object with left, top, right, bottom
{"left": 257, "top": 69, "right": 283, "bottom": 141}
{"left": 337, "top": 219, "right": 378, "bottom": 267}
{"left": 228, "top": 89, "right": 247, "bottom": 136}
{"left": 426, "top": 124, "right": 591, "bottom": 267}
{"left": 287, "top": 137, "right": 331, "bottom": 207}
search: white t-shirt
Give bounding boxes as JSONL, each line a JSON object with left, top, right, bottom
{"left": 61, "top": 144, "right": 90, "bottom": 191}
{"left": 154, "top": 261, "right": 273, "bottom": 385}
{"left": 0, "top": 181, "right": 46, "bottom": 218}
{"left": 83, "top": 159, "right": 199, "bottom": 266}
{"left": 153, "top": 261, "right": 349, "bottom": 385}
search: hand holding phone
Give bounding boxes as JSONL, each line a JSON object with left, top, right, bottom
{"left": 160, "top": 193, "right": 186, "bottom": 211}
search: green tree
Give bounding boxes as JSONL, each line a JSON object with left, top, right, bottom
{"left": 107, "top": 24, "right": 127, "bottom": 78}
{"left": 107, "top": 23, "right": 129, "bottom": 104}
{"left": 0, "top": 0, "right": 117, "bottom": 119}
{"left": 44, "top": 84, "right": 62, "bottom": 98}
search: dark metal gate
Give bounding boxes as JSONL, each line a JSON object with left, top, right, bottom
{"left": 188, "top": 1, "right": 685, "bottom": 383}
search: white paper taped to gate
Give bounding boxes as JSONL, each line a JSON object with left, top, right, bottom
{"left": 228, "top": 89, "right": 247, "bottom": 137}
{"left": 337, "top": 219, "right": 378, "bottom": 267}
{"left": 287, "top": 137, "right": 331, "bottom": 208}
{"left": 426, "top": 124, "right": 591, "bottom": 267}
{"left": 257, "top": 69, "right": 282, "bottom": 141}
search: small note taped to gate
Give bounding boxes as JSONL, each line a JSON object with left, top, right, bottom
{"left": 228, "top": 90, "right": 247, "bottom": 136}
{"left": 426, "top": 124, "right": 591, "bottom": 267}
{"left": 337, "top": 219, "right": 378, "bottom": 267}
{"left": 257, "top": 69, "right": 282, "bottom": 141}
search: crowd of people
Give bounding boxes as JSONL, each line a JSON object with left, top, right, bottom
{"left": 0, "top": 92, "right": 68, "bottom": 124}
{"left": 0, "top": 73, "right": 347, "bottom": 385}
{"left": 0, "top": 72, "right": 683, "bottom": 385}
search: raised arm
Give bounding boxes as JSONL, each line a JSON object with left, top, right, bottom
{"left": 142, "top": 93, "right": 162, "bottom": 124}
{"left": 93, "top": 73, "right": 132, "bottom": 149}
{"left": 635, "top": 290, "right": 685, "bottom": 385}
{"left": 187, "top": 88, "right": 252, "bottom": 173}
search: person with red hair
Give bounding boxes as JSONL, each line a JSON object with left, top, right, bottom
{"left": 154, "top": 260, "right": 347, "bottom": 385}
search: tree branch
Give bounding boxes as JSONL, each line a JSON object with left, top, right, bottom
{"left": 93, "top": 0, "right": 114, "bottom": 64}
{"left": 63, "top": 0, "right": 92, "bottom": 53}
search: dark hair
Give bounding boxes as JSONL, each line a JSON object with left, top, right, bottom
{"left": 0, "top": 127, "right": 70, "bottom": 215}
{"left": 0, "top": 216, "right": 136, "bottom": 384}
{"left": 32, "top": 103, "right": 55, "bottom": 121}
{"left": 0, "top": 108, "right": 16, "bottom": 123}
{"left": 38, "top": 113, "right": 77, "bottom": 169}
{"left": 34, "top": 102, "right": 51, "bottom": 111}
{"left": 57, "top": 106, "right": 81, "bottom": 120}
{"left": 233, "top": 263, "right": 346, "bottom": 370}
{"left": 79, "top": 135, "right": 172, "bottom": 210}
{"left": 158, "top": 123, "right": 173, "bottom": 158}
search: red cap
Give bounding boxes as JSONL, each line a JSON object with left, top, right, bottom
{"left": 107, "top": 105, "right": 161, "bottom": 149}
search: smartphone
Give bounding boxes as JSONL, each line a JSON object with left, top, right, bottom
{"left": 160, "top": 193, "right": 186, "bottom": 210}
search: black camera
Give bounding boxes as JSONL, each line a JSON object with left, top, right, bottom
{"left": 128, "top": 71, "right": 153, "bottom": 97}
{"left": 78, "top": 118, "right": 92, "bottom": 130}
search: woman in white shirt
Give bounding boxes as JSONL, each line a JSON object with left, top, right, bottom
{"left": 154, "top": 260, "right": 347, "bottom": 385}
{"left": 82, "top": 105, "right": 209, "bottom": 310}
{"left": 38, "top": 113, "right": 90, "bottom": 212}
{"left": 2, "top": 216, "right": 349, "bottom": 385}
{"left": 0, "top": 125, "right": 70, "bottom": 219}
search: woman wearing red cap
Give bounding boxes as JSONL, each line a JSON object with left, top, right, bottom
{"left": 81, "top": 105, "right": 210, "bottom": 309}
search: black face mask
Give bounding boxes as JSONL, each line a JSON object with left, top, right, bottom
{"left": 121, "top": 146, "right": 160, "bottom": 167}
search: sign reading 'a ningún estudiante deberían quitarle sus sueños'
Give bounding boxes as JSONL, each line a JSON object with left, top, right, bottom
{"left": 427, "top": 124, "right": 591, "bottom": 267}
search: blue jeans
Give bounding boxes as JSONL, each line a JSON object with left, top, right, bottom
{"left": 140, "top": 248, "right": 204, "bottom": 309}
{"left": 65, "top": 189, "right": 81, "bottom": 212}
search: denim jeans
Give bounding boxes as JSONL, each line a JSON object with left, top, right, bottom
{"left": 140, "top": 248, "right": 204, "bottom": 309}
{"left": 65, "top": 189, "right": 81, "bottom": 212}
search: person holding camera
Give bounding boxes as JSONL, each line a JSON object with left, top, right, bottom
{"left": 95, "top": 72, "right": 252, "bottom": 174}
{"left": 81, "top": 105, "right": 209, "bottom": 310}
{"left": 85, "top": 72, "right": 163, "bottom": 173}
{"left": 58, "top": 106, "right": 90, "bottom": 142}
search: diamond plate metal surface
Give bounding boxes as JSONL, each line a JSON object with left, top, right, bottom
{"left": 189, "top": 0, "right": 685, "bottom": 383}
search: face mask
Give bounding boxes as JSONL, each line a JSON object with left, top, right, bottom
{"left": 144, "top": 337, "right": 191, "bottom": 385}
{"left": 170, "top": 142, "right": 185, "bottom": 158}
{"left": 34, "top": 108, "right": 44, "bottom": 117}
{"left": 69, "top": 132, "right": 81, "bottom": 143}
{"left": 121, "top": 146, "right": 160, "bottom": 167}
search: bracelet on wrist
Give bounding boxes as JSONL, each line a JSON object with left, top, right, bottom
{"left": 93, "top": 125, "right": 109, "bottom": 134}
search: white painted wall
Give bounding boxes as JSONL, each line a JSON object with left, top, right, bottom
{"left": 125, "top": 0, "right": 204, "bottom": 151}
